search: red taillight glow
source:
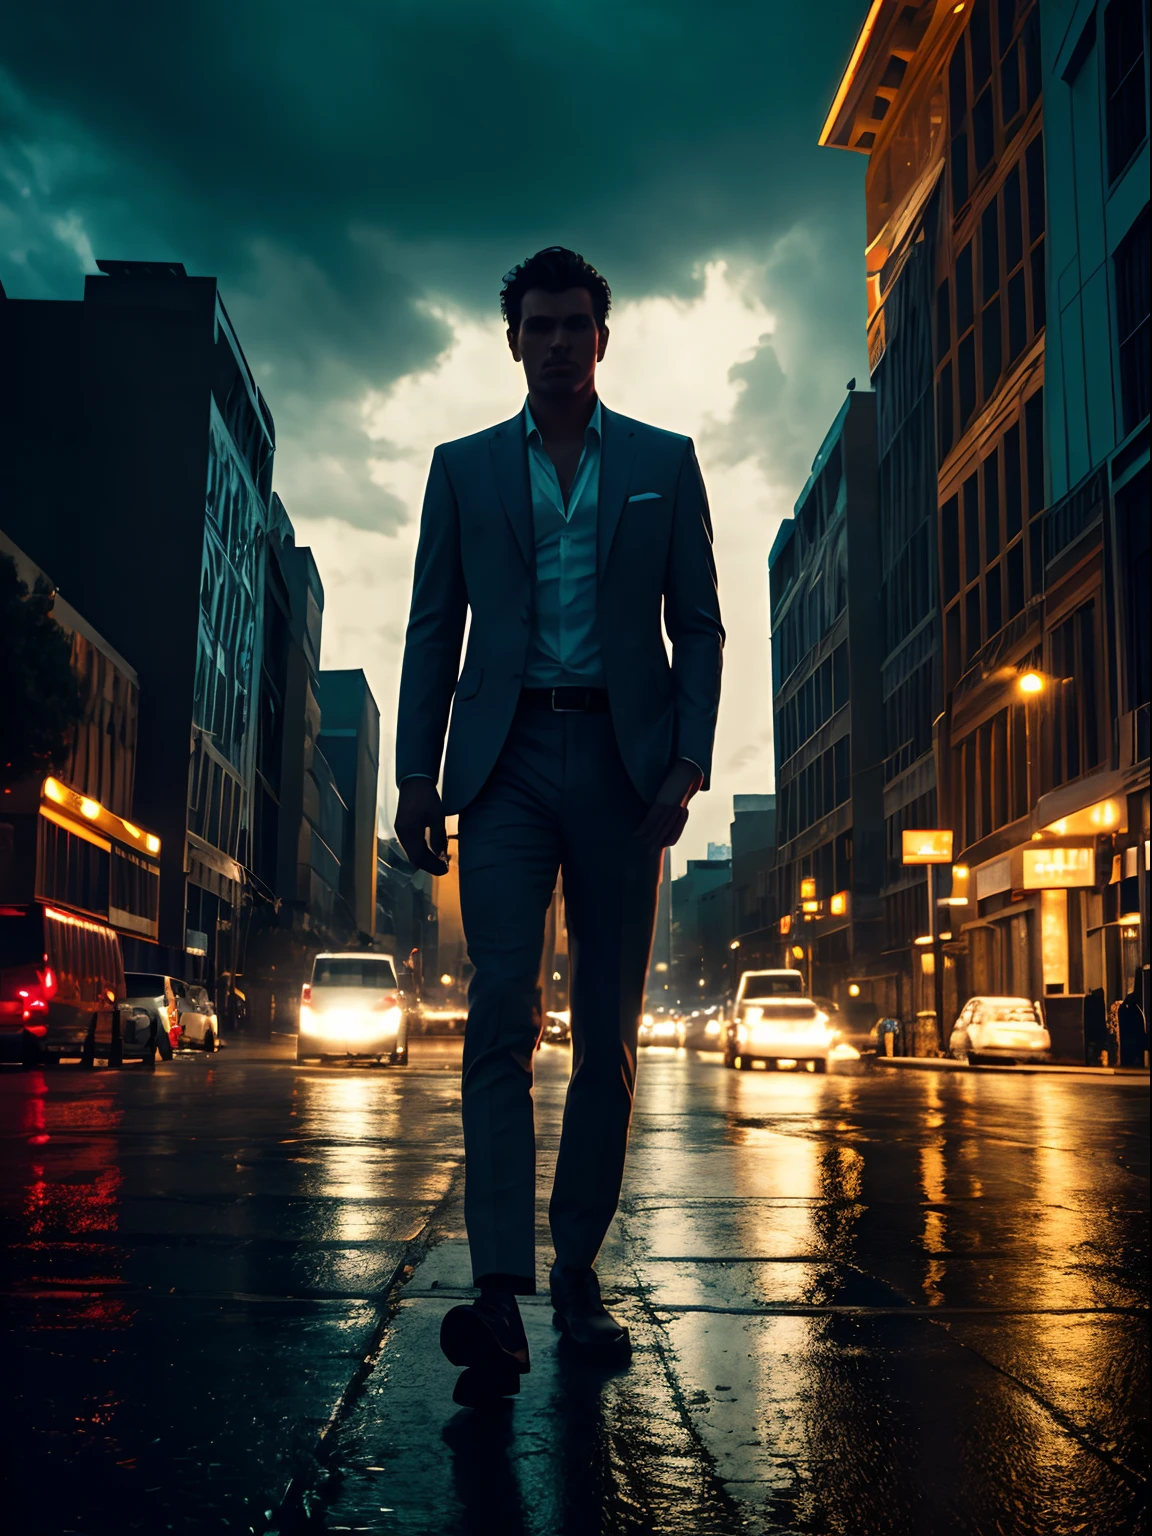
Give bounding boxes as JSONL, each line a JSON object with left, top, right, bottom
{"left": 1, "top": 964, "right": 56, "bottom": 1020}
{"left": 374, "top": 991, "right": 400, "bottom": 1011}
{"left": 301, "top": 983, "right": 312, "bottom": 1004}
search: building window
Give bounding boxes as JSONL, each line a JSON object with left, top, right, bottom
{"left": 986, "top": 561, "right": 1003, "bottom": 634}
{"left": 937, "top": 361, "right": 955, "bottom": 462}
{"left": 1114, "top": 208, "right": 1150, "bottom": 435}
{"left": 936, "top": 279, "right": 952, "bottom": 362}
{"left": 983, "top": 449, "right": 1001, "bottom": 556}
{"left": 942, "top": 494, "right": 961, "bottom": 600}
{"left": 1118, "top": 467, "right": 1151, "bottom": 713}
{"left": 1004, "top": 422, "right": 1023, "bottom": 536}
{"left": 1104, "top": 0, "right": 1149, "bottom": 182}
{"left": 963, "top": 472, "right": 981, "bottom": 583}
{"left": 965, "top": 585, "right": 983, "bottom": 662}
{"left": 1025, "top": 388, "right": 1045, "bottom": 515}
{"left": 956, "top": 241, "right": 975, "bottom": 332}
{"left": 1007, "top": 539, "right": 1024, "bottom": 616}
{"left": 1047, "top": 600, "right": 1103, "bottom": 785}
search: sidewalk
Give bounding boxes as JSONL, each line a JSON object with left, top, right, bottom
{"left": 875, "top": 1055, "right": 1150, "bottom": 1077}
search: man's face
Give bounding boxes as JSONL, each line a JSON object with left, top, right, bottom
{"left": 508, "top": 287, "right": 608, "bottom": 399}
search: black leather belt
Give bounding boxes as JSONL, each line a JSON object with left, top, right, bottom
{"left": 520, "top": 687, "right": 610, "bottom": 713}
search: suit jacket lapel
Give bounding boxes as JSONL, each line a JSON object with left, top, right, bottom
{"left": 597, "top": 405, "right": 636, "bottom": 578}
{"left": 489, "top": 412, "right": 533, "bottom": 570}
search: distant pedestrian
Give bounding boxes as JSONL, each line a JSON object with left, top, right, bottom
{"left": 1083, "top": 987, "right": 1108, "bottom": 1066}
{"left": 1117, "top": 990, "right": 1147, "bottom": 1068}
{"left": 394, "top": 247, "right": 723, "bottom": 1408}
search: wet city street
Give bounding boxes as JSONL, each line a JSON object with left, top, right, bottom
{"left": 0, "top": 1040, "right": 1146, "bottom": 1536}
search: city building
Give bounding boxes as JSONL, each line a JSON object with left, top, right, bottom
{"left": 730, "top": 793, "right": 778, "bottom": 968}
{"left": 672, "top": 856, "right": 732, "bottom": 998}
{"left": 768, "top": 389, "right": 885, "bottom": 1001}
{"left": 317, "top": 670, "right": 380, "bottom": 938}
{"left": 819, "top": 0, "right": 954, "bottom": 1020}
{"left": 0, "top": 260, "right": 276, "bottom": 1010}
{"left": 249, "top": 494, "right": 347, "bottom": 937}
{"left": 1040, "top": 0, "right": 1149, "bottom": 1010}
{"left": 0, "top": 530, "right": 164, "bottom": 968}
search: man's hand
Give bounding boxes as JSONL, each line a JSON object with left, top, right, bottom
{"left": 634, "top": 759, "right": 704, "bottom": 852}
{"left": 394, "top": 778, "right": 450, "bottom": 875}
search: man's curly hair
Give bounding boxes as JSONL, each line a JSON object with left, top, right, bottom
{"left": 500, "top": 247, "right": 612, "bottom": 335}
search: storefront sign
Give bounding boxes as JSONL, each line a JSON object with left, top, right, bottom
{"left": 902, "top": 829, "right": 953, "bottom": 864}
{"left": 1022, "top": 846, "right": 1095, "bottom": 889}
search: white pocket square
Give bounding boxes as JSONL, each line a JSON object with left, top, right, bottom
{"left": 627, "top": 491, "right": 662, "bottom": 502}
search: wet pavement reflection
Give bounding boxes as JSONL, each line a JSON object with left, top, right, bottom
{"left": 0, "top": 1041, "right": 1146, "bottom": 1534}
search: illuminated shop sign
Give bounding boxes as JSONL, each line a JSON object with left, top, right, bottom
{"left": 902, "top": 829, "right": 953, "bottom": 864}
{"left": 1022, "top": 846, "right": 1095, "bottom": 889}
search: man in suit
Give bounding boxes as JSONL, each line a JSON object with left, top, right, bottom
{"left": 394, "top": 247, "right": 723, "bottom": 1406}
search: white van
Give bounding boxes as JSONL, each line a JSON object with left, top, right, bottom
{"left": 724, "top": 968, "right": 836, "bottom": 1071}
{"left": 296, "top": 952, "right": 410, "bottom": 1065}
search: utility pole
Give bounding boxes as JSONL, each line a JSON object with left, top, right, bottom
{"left": 928, "top": 862, "right": 945, "bottom": 1053}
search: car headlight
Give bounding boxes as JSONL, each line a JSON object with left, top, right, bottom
{"left": 300, "top": 1007, "right": 401, "bottom": 1037}
{"left": 705, "top": 1019, "right": 721, "bottom": 1037}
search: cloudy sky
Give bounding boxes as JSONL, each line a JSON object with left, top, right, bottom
{"left": 1, "top": 1, "right": 870, "bottom": 869}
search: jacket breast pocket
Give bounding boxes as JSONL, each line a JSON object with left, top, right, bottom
{"left": 455, "top": 667, "right": 483, "bottom": 701}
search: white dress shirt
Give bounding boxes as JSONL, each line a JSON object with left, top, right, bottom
{"left": 522, "top": 398, "right": 605, "bottom": 688}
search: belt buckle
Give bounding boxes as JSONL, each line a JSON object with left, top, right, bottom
{"left": 551, "top": 687, "right": 586, "bottom": 713}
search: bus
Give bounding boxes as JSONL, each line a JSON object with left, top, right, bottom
{"left": 0, "top": 774, "right": 161, "bottom": 1064}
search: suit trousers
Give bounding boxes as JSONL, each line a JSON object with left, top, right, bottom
{"left": 456, "top": 700, "right": 663, "bottom": 1289}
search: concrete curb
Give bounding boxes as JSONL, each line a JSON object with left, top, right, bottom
{"left": 874, "top": 1056, "right": 1149, "bottom": 1078}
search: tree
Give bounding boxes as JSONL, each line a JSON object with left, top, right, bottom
{"left": 0, "top": 553, "right": 84, "bottom": 789}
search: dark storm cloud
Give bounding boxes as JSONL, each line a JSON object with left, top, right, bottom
{"left": 1, "top": 0, "right": 870, "bottom": 527}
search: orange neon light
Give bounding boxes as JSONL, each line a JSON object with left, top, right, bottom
{"left": 44, "top": 906, "right": 116, "bottom": 936}
{"left": 819, "top": 0, "right": 887, "bottom": 147}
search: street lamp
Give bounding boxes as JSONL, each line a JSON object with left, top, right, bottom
{"left": 1017, "top": 669, "right": 1044, "bottom": 807}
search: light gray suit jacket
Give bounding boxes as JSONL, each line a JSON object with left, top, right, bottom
{"left": 395, "top": 403, "right": 724, "bottom": 814}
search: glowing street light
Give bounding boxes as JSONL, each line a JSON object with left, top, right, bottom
{"left": 1017, "top": 670, "right": 1044, "bottom": 694}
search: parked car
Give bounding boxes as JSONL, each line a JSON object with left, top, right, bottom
{"left": 119, "top": 1002, "right": 170, "bottom": 1062}
{"left": 124, "top": 973, "right": 217, "bottom": 1053}
{"left": 639, "top": 1010, "right": 686, "bottom": 1047}
{"left": 297, "top": 952, "right": 410, "bottom": 1065}
{"left": 949, "top": 997, "right": 1051, "bottom": 1064}
{"left": 1, "top": 902, "right": 124, "bottom": 1066}
{"left": 725, "top": 969, "right": 835, "bottom": 1071}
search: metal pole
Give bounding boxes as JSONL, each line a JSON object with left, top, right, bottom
{"left": 930, "top": 862, "right": 945, "bottom": 1054}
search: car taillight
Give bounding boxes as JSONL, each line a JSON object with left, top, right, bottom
{"left": 301, "top": 983, "right": 312, "bottom": 1004}
{"left": 374, "top": 991, "right": 400, "bottom": 1011}
{"left": 0, "top": 963, "right": 56, "bottom": 1020}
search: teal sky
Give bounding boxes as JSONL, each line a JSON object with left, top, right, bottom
{"left": 1, "top": 1, "right": 873, "bottom": 862}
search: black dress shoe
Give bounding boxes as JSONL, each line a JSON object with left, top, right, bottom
{"left": 452, "top": 1364, "right": 522, "bottom": 1408}
{"left": 440, "top": 1298, "right": 530, "bottom": 1381}
{"left": 549, "top": 1266, "right": 631, "bottom": 1360}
